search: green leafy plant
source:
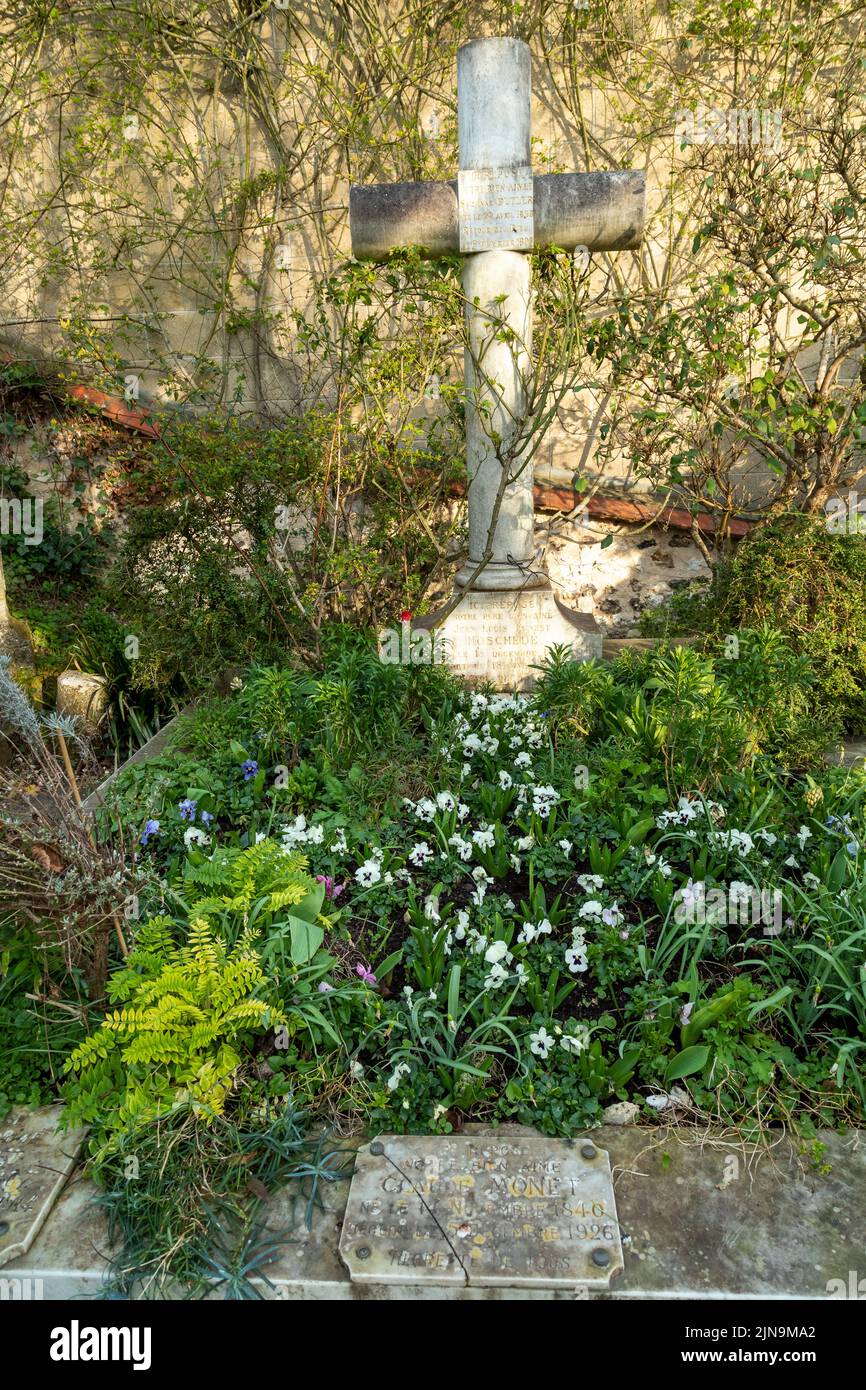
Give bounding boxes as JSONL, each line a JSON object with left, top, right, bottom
{"left": 61, "top": 917, "right": 285, "bottom": 1158}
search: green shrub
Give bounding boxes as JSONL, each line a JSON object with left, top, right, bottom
{"left": 644, "top": 516, "right": 866, "bottom": 733}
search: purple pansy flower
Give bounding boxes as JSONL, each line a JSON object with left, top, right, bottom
{"left": 140, "top": 818, "right": 160, "bottom": 847}
{"left": 241, "top": 759, "right": 259, "bottom": 781}
{"left": 179, "top": 798, "right": 197, "bottom": 821}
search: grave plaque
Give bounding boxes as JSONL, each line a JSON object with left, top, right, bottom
{"left": 416, "top": 588, "right": 602, "bottom": 691}
{"left": 458, "top": 166, "right": 534, "bottom": 252}
{"left": 339, "top": 1133, "right": 623, "bottom": 1288}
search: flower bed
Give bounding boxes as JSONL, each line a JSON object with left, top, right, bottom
{"left": 4, "top": 634, "right": 864, "bottom": 1293}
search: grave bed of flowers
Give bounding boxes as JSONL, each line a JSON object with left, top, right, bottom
{"left": 6, "top": 632, "right": 864, "bottom": 1294}
{"left": 74, "top": 637, "right": 865, "bottom": 1146}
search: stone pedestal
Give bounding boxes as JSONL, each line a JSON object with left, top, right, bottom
{"left": 417, "top": 585, "right": 602, "bottom": 690}
{"left": 56, "top": 670, "right": 109, "bottom": 735}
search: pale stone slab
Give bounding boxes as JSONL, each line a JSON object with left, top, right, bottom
{"left": 7, "top": 1124, "right": 866, "bottom": 1299}
{"left": 458, "top": 166, "right": 534, "bottom": 252}
{"left": 0, "top": 1105, "right": 87, "bottom": 1269}
{"left": 418, "top": 585, "right": 602, "bottom": 690}
{"left": 339, "top": 1134, "right": 623, "bottom": 1289}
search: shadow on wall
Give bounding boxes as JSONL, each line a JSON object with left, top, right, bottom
{"left": 541, "top": 517, "right": 712, "bottom": 637}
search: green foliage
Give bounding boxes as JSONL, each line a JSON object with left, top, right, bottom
{"left": 644, "top": 517, "right": 866, "bottom": 733}
{"left": 61, "top": 918, "right": 285, "bottom": 1159}
{"left": 1, "top": 515, "right": 110, "bottom": 596}
{"left": 94, "top": 1102, "right": 350, "bottom": 1299}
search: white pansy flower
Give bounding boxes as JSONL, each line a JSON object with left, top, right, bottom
{"left": 579, "top": 899, "right": 604, "bottom": 919}
{"left": 565, "top": 945, "right": 588, "bottom": 973}
{"left": 484, "top": 939, "right": 510, "bottom": 965}
{"left": 483, "top": 962, "right": 509, "bottom": 990}
{"left": 577, "top": 874, "right": 604, "bottom": 892}
{"left": 531, "top": 785, "right": 560, "bottom": 817}
{"left": 355, "top": 859, "right": 382, "bottom": 887}
{"left": 560, "top": 1025, "right": 590, "bottom": 1056}
{"left": 448, "top": 833, "right": 473, "bottom": 861}
{"left": 529, "top": 1026, "right": 554, "bottom": 1059}
{"left": 409, "top": 841, "right": 434, "bottom": 866}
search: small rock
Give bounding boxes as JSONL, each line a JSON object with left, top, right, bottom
{"left": 602, "top": 1101, "right": 640, "bottom": 1126}
{"left": 650, "top": 547, "right": 674, "bottom": 567}
{"left": 599, "top": 598, "right": 621, "bottom": 614}
{"left": 669, "top": 534, "right": 692, "bottom": 547}
{"left": 637, "top": 538, "right": 657, "bottom": 550}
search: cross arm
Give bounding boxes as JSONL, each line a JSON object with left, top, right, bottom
{"left": 349, "top": 170, "right": 645, "bottom": 260}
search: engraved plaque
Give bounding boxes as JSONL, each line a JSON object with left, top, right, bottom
{"left": 339, "top": 1134, "right": 623, "bottom": 1288}
{"left": 421, "top": 587, "right": 602, "bottom": 692}
{"left": 458, "top": 166, "right": 534, "bottom": 252}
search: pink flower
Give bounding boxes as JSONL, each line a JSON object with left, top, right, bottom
{"left": 355, "top": 962, "right": 377, "bottom": 986}
{"left": 316, "top": 874, "right": 344, "bottom": 899}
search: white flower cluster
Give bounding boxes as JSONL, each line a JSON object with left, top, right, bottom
{"left": 529, "top": 1022, "right": 591, "bottom": 1060}
{"left": 565, "top": 923, "right": 589, "bottom": 973}
{"left": 656, "top": 796, "right": 725, "bottom": 829}
{"left": 281, "top": 814, "right": 326, "bottom": 849}
{"left": 517, "top": 918, "right": 552, "bottom": 945}
{"left": 707, "top": 827, "right": 755, "bottom": 857}
{"left": 531, "top": 785, "right": 560, "bottom": 818}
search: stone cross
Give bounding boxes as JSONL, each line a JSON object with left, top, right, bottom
{"left": 351, "top": 37, "right": 645, "bottom": 689}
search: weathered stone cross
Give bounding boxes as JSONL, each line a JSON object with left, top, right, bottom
{"left": 351, "top": 36, "right": 645, "bottom": 689}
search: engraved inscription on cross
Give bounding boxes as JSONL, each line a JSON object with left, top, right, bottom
{"left": 350, "top": 36, "right": 645, "bottom": 598}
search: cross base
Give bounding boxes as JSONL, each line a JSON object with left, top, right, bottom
{"left": 453, "top": 559, "right": 548, "bottom": 591}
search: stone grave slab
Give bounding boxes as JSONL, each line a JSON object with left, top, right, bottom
{"left": 417, "top": 586, "right": 602, "bottom": 691}
{"left": 339, "top": 1133, "right": 623, "bottom": 1289}
{"left": 0, "top": 1104, "right": 87, "bottom": 1269}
